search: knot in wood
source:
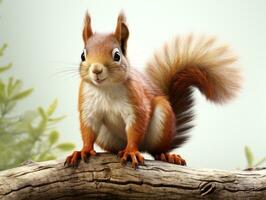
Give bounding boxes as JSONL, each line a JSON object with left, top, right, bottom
{"left": 199, "top": 181, "right": 216, "bottom": 196}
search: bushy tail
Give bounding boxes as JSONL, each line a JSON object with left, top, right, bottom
{"left": 145, "top": 35, "right": 241, "bottom": 150}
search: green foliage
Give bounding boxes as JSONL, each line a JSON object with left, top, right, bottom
{"left": 0, "top": 44, "right": 75, "bottom": 171}
{"left": 56, "top": 143, "right": 76, "bottom": 151}
{"left": 244, "top": 146, "right": 254, "bottom": 168}
{"left": 244, "top": 146, "right": 266, "bottom": 169}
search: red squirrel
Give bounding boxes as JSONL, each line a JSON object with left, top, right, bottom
{"left": 65, "top": 12, "right": 241, "bottom": 168}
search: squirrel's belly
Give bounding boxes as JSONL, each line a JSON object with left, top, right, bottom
{"left": 102, "top": 112, "right": 127, "bottom": 141}
{"left": 95, "top": 111, "right": 128, "bottom": 152}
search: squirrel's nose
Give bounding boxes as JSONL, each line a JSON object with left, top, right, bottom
{"left": 92, "top": 68, "right": 103, "bottom": 75}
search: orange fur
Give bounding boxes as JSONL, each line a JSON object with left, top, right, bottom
{"left": 146, "top": 35, "right": 242, "bottom": 151}
{"left": 146, "top": 96, "right": 176, "bottom": 154}
{"left": 125, "top": 78, "right": 150, "bottom": 144}
{"left": 146, "top": 35, "right": 241, "bottom": 102}
{"left": 78, "top": 81, "right": 95, "bottom": 149}
{"left": 116, "top": 73, "right": 151, "bottom": 160}
{"left": 82, "top": 13, "right": 93, "bottom": 44}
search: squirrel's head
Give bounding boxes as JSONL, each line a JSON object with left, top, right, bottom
{"left": 79, "top": 11, "right": 129, "bottom": 87}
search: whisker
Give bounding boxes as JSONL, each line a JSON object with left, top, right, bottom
{"left": 47, "top": 60, "right": 79, "bottom": 72}
{"left": 51, "top": 67, "right": 80, "bottom": 80}
{"left": 55, "top": 69, "right": 79, "bottom": 73}
{"left": 52, "top": 72, "right": 80, "bottom": 79}
{"left": 54, "top": 66, "right": 79, "bottom": 72}
{"left": 46, "top": 60, "right": 80, "bottom": 66}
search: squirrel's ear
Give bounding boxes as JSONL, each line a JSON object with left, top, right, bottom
{"left": 82, "top": 12, "right": 93, "bottom": 44}
{"left": 114, "top": 11, "right": 129, "bottom": 56}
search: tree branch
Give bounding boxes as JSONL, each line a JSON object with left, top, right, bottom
{"left": 0, "top": 153, "right": 265, "bottom": 200}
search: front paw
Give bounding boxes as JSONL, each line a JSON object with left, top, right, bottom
{"left": 64, "top": 147, "right": 96, "bottom": 168}
{"left": 80, "top": 147, "right": 96, "bottom": 162}
{"left": 118, "top": 149, "right": 144, "bottom": 169}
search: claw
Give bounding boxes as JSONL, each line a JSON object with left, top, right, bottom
{"left": 120, "top": 158, "right": 127, "bottom": 166}
{"left": 136, "top": 151, "right": 144, "bottom": 165}
{"left": 160, "top": 153, "right": 167, "bottom": 161}
{"left": 118, "top": 149, "right": 144, "bottom": 169}
{"left": 64, "top": 148, "right": 96, "bottom": 168}
{"left": 153, "top": 153, "right": 186, "bottom": 166}
{"left": 118, "top": 149, "right": 125, "bottom": 158}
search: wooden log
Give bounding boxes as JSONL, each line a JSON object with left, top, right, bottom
{"left": 0, "top": 153, "right": 265, "bottom": 200}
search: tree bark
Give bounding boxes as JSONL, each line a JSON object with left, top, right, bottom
{"left": 0, "top": 153, "right": 265, "bottom": 200}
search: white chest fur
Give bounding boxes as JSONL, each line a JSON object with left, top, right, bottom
{"left": 80, "top": 82, "right": 135, "bottom": 139}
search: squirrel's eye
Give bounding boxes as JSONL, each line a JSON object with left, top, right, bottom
{"left": 112, "top": 48, "right": 121, "bottom": 62}
{"left": 81, "top": 49, "right": 86, "bottom": 62}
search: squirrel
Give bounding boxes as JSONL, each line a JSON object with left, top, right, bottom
{"left": 64, "top": 11, "right": 241, "bottom": 169}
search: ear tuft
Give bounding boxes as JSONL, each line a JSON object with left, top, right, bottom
{"left": 82, "top": 11, "right": 93, "bottom": 45}
{"left": 114, "top": 11, "right": 129, "bottom": 56}
{"left": 117, "top": 11, "right": 127, "bottom": 25}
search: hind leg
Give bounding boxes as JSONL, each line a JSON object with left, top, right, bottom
{"left": 144, "top": 96, "right": 187, "bottom": 166}
{"left": 153, "top": 153, "right": 186, "bottom": 165}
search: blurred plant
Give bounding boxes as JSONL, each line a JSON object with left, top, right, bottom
{"left": 0, "top": 43, "right": 75, "bottom": 171}
{"left": 244, "top": 146, "right": 266, "bottom": 169}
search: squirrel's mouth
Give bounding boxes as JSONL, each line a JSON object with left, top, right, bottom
{"left": 93, "top": 77, "right": 107, "bottom": 85}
